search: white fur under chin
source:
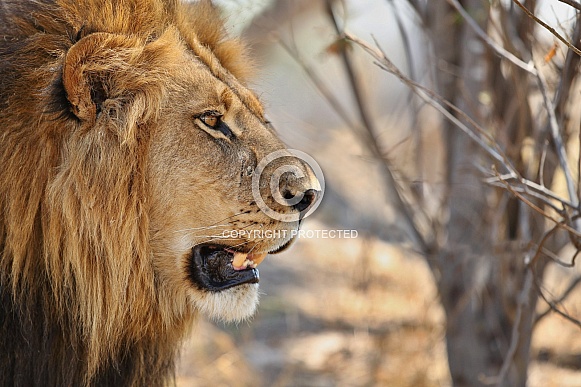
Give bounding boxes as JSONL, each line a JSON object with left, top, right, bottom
{"left": 190, "top": 283, "right": 260, "bottom": 322}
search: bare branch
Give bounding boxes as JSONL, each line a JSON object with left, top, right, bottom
{"left": 387, "top": 1, "right": 418, "bottom": 81}
{"left": 446, "top": 0, "right": 536, "bottom": 74}
{"left": 556, "top": 0, "right": 581, "bottom": 12}
{"left": 533, "top": 57, "right": 580, "bottom": 223}
{"left": 324, "top": 1, "right": 379, "bottom": 143}
{"left": 279, "top": 1, "right": 437, "bottom": 252}
{"left": 277, "top": 39, "right": 359, "bottom": 132}
{"left": 324, "top": 1, "right": 440, "bottom": 252}
{"left": 527, "top": 223, "right": 562, "bottom": 268}
{"left": 512, "top": 0, "right": 581, "bottom": 56}
{"left": 491, "top": 168, "right": 581, "bottom": 237}
{"left": 496, "top": 270, "right": 533, "bottom": 386}
{"left": 536, "top": 275, "right": 581, "bottom": 323}
{"left": 345, "top": 32, "right": 518, "bottom": 172}
{"left": 539, "top": 140, "right": 548, "bottom": 187}
{"left": 534, "top": 272, "right": 581, "bottom": 328}
{"left": 485, "top": 173, "right": 579, "bottom": 210}
{"left": 543, "top": 246, "right": 580, "bottom": 267}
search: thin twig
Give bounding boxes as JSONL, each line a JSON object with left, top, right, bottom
{"left": 496, "top": 270, "right": 533, "bottom": 386}
{"left": 280, "top": 32, "right": 435, "bottom": 252}
{"left": 493, "top": 171, "right": 557, "bottom": 221}
{"left": 539, "top": 140, "right": 548, "bottom": 187}
{"left": 527, "top": 223, "right": 562, "bottom": 267}
{"left": 542, "top": 246, "right": 580, "bottom": 267}
{"left": 556, "top": 0, "right": 581, "bottom": 12}
{"left": 491, "top": 167, "right": 581, "bottom": 237}
{"left": 450, "top": 0, "right": 581, "bottom": 223}
{"left": 485, "top": 173, "right": 579, "bottom": 209}
{"left": 345, "top": 32, "right": 518, "bottom": 172}
{"left": 277, "top": 39, "right": 359, "bottom": 132}
{"left": 324, "top": 0, "right": 435, "bottom": 252}
{"left": 536, "top": 275, "right": 581, "bottom": 323}
{"left": 325, "top": 2, "right": 378, "bottom": 139}
{"left": 386, "top": 0, "right": 425, "bottom": 197}
{"left": 533, "top": 56, "right": 581, "bottom": 230}
{"left": 446, "top": 0, "right": 537, "bottom": 74}
{"left": 387, "top": 1, "right": 417, "bottom": 82}
{"left": 512, "top": 0, "right": 581, "bottom": 56}
{"left": 534, "top": 271, "right": 581, "bottom": 328}
{"left": 487, "top": 183, "right": 565, "bottom": 214}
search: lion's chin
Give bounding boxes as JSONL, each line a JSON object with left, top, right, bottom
{"left": 189, "top": 283, "right": 260, "bottom": 322}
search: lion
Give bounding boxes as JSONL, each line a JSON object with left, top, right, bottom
{"left": 0, "top": 0, "right": 320, "bottom": 385}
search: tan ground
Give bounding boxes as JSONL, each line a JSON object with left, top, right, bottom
{"left": 176, "top": 220, "right": 581, "bottom": 386}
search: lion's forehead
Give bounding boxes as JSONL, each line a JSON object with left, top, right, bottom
{"left": 174, "top": 56, "right": 264, "bottom": 120}
{"left": 179, "top": 52, "right": 264, "bottom": 121}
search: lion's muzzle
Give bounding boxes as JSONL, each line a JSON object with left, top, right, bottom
{"left": 188, "top": 244, "right": 260, "bottom": 292}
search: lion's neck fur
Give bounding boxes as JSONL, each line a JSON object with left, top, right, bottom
{"left": 0, "top": 287, "right": 192, "bottom": 386}
{"left": 0, "top": 0, "right": 249, "bottom": 385}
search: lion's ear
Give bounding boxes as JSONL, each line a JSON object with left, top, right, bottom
{"left": 62, "top": 33, "right": 135, "bottom": 123}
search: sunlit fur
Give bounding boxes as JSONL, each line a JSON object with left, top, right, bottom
{"left": 0, "top": 0, "right": 318, "bottom": 385}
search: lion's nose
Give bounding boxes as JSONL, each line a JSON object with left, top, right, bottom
{"left": 279, "top": 163, "right": 321, "bottom": 214}
{"left": 291, "top": 188, "right": 318, "bottom": 213}
{"left": 262, "top": 150, "right": 322, "bottom": 218}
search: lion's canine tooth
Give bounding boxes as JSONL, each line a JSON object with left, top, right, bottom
{"left": 232, "top": 252, "right": 248, "bottom": 270}
{"left": 232, "top": 251, "right": 268, "bottom": 270}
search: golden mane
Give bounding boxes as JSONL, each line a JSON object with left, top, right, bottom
{"left": 0, "top": 0, "right": 255, "bottom": 384}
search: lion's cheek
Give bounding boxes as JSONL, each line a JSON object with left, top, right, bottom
{"left": 187, "top": 283, "right": 260, "bottom": 322}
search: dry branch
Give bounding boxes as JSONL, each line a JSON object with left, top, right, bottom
{"left": 534, "top": 273, "right": 581, "bottom": 328}
{"left": 344, "top": 33, "right": 516, "bottom": 171}
{"left": 533, "top": 57, "right": 580, "bottom": 215}
{"left": 512, "top": 0, "right": 581, "bottom": 56}
{"left": 557, "top": 0, "right": 581, "bottom": 12}
{"left": 496, "top": 270, "right": 533, "bottom": 386}
{"left": 446, "top": 0, "right": 536, "bottom": 74}
{"left": 536, "top": 275, "right": 581, "bottom": 323}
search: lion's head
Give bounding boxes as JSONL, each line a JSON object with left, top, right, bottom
{"left": 0, "top": 0, "right": 319, "bottom": 384}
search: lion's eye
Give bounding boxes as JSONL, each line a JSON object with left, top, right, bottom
{"left": 198, "top": 111, "right": 222, "bottom": 129}
{"left": 196, "top": 110, "right": 234, "bottom": 139}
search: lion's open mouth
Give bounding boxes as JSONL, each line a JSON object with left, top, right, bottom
{"left": 188, "top": 239, "right": 294, "bottom": 292}
{"left": 188, "top": 244, "right": 259, "bottom": 292}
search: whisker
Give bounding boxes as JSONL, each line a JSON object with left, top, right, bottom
{"left": 174, "top": 213, "right": 252, "bottom": 247}
{"left": 173, "top": 223, "right": 232, "bottom": 234}
{"left": 186, "top": 235, "right": 235, "bottom": 246}
{"left": 182, "top": 219, "right": 258, "bottom": 242}
{"left": 228, "top": 240, "right": 252, "bottom": 250}
{"left": 248, "top": 242, "right": 259, "bottom": 254}
{"left": 172, "top": 211, "right": 247, "bottom": 234}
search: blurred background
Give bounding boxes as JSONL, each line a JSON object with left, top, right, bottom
{"left": 177, "top": 1, "right": 581, "bottom": 386}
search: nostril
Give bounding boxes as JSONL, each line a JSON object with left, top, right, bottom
{"left": 282, "top": 190, "right": 294, "bottom": 200}
{"left": 293, "top": 188, "right": 318, "bottom": 213}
